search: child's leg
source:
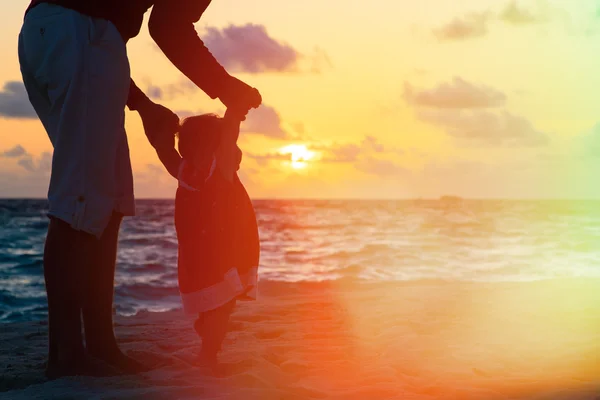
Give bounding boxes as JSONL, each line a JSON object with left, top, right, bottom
{"left": 199, "top": 299, "right": 237, "bottom": 361}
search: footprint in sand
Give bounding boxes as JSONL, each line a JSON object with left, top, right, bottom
{"left": 231, "top": 371, "right": 274, "bottom": 389}
{"left": 253, "top": 329, "right": 284, "bottom": 340}
{"left": 234, "top": 313, "right": 274, "bottom": 323}
{"left": 173, "top": 351, "right": 255, "bottom": 377}
{"left": 129, "top": 350, "right": 176, "bottom": 369}
{"left": 157, "top": 342, "right": 190, "bottom": 353}
{"left": 227, "top": 321, "right": 247, "bottom": 331}
{"left": 279, "top": 359, "right": 311, "bottom": 374}
{"left": 262, "top": 352, "right": 287, "bottom": 367}
{"left": 213, "top": 359, "right": 255, "bottom": 377}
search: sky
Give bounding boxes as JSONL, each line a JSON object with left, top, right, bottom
{"left": 0, "top": 0, "right": 599, "bottom": 199}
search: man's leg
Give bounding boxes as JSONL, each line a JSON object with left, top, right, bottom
{"left": 82, "top": 213, "right": 121, "bottom": 355}
{"left": 19, "top": 4, "right": 131, "bottom": 377}
{"left": 19, "top": 29, "right": 75, "bottom": 373}
{"left": 82, "top": 213, "right": 146, "bottom": 373}
{"left": 43, "top": 217, "right": 86, "bottom": 375}
{"left": 44, "top": 218, "right": 121, "bottom": 378}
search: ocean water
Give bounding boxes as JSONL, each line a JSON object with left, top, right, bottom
{"left": 1, "top": 198, "right": 600, "bottom": 322}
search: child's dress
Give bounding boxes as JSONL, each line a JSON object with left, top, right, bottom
{"left": 175, "top": 158, "right": 260, "bottom": 315}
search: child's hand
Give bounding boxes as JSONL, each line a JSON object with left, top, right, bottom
{"left": 219, "top": 76, "right": 262, "bottom": 120}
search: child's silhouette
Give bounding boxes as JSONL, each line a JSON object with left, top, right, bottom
{"left": 158, "top": 111, "right": 260, "bottom": 368}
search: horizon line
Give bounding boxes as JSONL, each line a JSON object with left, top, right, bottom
{"left": 2, "top": 197, "right": 600, "bottom": 202}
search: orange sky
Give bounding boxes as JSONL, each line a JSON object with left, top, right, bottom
{"left": 0, "top": 0, "right": 599, "bottom": 199}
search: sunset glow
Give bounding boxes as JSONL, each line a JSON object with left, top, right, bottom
{"left": 279, "top": 144, "right": 316, "bottom": 169}
{"left": 2, "top": 2, "right": 600, "bottom": 398}
{"left": 1, "top": 0, "right": 597, "bottom": 199}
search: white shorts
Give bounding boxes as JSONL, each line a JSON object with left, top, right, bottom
{"left": 18, "top": 3, "right": 135, "bottom": 238}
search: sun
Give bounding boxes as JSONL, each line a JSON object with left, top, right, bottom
{"left": 279, "top": 144, "right": 316, "bottom": 169}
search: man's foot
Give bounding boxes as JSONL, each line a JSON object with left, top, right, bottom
{"left": 45, "top": 354, "right": 122, "bottom": 380}
{"left": 196, "top": 353, "right": 248, "bottom": 377}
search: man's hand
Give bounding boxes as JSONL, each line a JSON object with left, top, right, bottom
{"left": 136, "top": 100, "right": 182, "bottom": 179}
{"left": 218, "top": 76, "right": 262, "bottom": 121}
{"left": 137, "top": 100, "right": 180, "bottom": 151}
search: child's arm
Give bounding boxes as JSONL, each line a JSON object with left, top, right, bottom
{"left": 156, "top": 145, "right": 183, "bottom": 179}
{"left": 150, "top": 129, "right": 182, "bottom": 179}
{"left": 215, "top": 109, "right": 243, "bottom": 182}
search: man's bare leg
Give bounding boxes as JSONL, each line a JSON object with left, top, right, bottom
{"left": 44, "top": 217, "right": 120, "bottom": 379}
{"left": 82, "top": 213, "right": 147, "bottom": 373}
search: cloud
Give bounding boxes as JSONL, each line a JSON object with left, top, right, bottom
{"left": 246, "top": 152, "right": 292, "bottom": 166}
{"left": 314, "top": 143, "right": 361, "bottom": 163}
{"left": 0, "top": 81, "right": 36, "bottom": 119}
{"left": 416, "top": 109, "right": 549, "bottom": 147}
{"left": 435, "top": 2, "right": 546, "bottom": 41}
{"left": 405, "top": 77, "right": 548, "bottom": 148}
{"left": 434, "top": 12, "right": 491, "bottom": 41}
{"left": 404, "top": 78, "right": 506, "bottom": 109}
{"left": 18, "top": 152, "right": 52, "bottom": 174}
{"left": 312, "top": 136, "right": 408, "bottom": 178}
{"left": 355, "top": 157, "right": 408, "bottom": 177}
{"left": 245, "top": 135, "right": 391, "bottom": 173}
{"left": 147, "top": 85, "right": 163, "bottom": 100}
{"left": 500, "top": 1, "right": 544, "bottom": 25}
{"left": 204, "top": 24, "right": 301, "bottom": 73}
{"left": 202, "top": 24, "right": 331, "bottom": 74}
{"left": 363, "top": 136, "right": 385, "bottom": 153}
{"left": 173, "top": 104, "right": 291, "bottom": 139}
{"left": 242, "top": 105, "right": 289, "bottom": 139}
{"left": 135, "top": 163, "right": 171, "bottom": 183}
{"left": 17, "top": 156, "right": 36, "bottom": 172}
{"left": 2, "top": 145, "right": 27, "bottom": 158}
{"left": 1, "top": 145, "right": 52, "bottom": 174}
{"left": 146, "top": 78, "right": 196, "bottom": 101}
{"left": 315, "top": 136, "right": 409, "bottom": 179}
{"left": 176, "top": 109, "right": 202, "bottom": 120}
{"left": 314, "top": 135, "right": 386, "bottom": 163}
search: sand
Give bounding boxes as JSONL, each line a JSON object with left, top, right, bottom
{"left": 1, "top": 279, "right": 600, "bottom": 400}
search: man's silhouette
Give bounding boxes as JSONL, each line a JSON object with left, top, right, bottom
{"left": 18, "top": 0, "right": 261, "bottom": 379}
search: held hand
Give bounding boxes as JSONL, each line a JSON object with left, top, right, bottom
{"left": 218, "top": 76, "right": 262, "bottom": 121}
{"left": 138, "top": 101, "right": 180, "bottom": 150}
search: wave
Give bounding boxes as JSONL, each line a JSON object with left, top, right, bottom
{"left": 2, "top": 198, "right": 600, "bottom": 322}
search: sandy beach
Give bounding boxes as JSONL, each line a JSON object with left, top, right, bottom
{"left": 1, "top": 279, "right": 600, "bottom": 400}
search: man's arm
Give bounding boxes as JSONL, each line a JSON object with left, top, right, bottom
{"left": 127, "top": 79, "right": 152, "bottom": 111}
{"left": 148, "top": 0, "right": 261, "bottom": 111}
{"left": 148, "top": 1, "right": 227, "bottom": 99}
